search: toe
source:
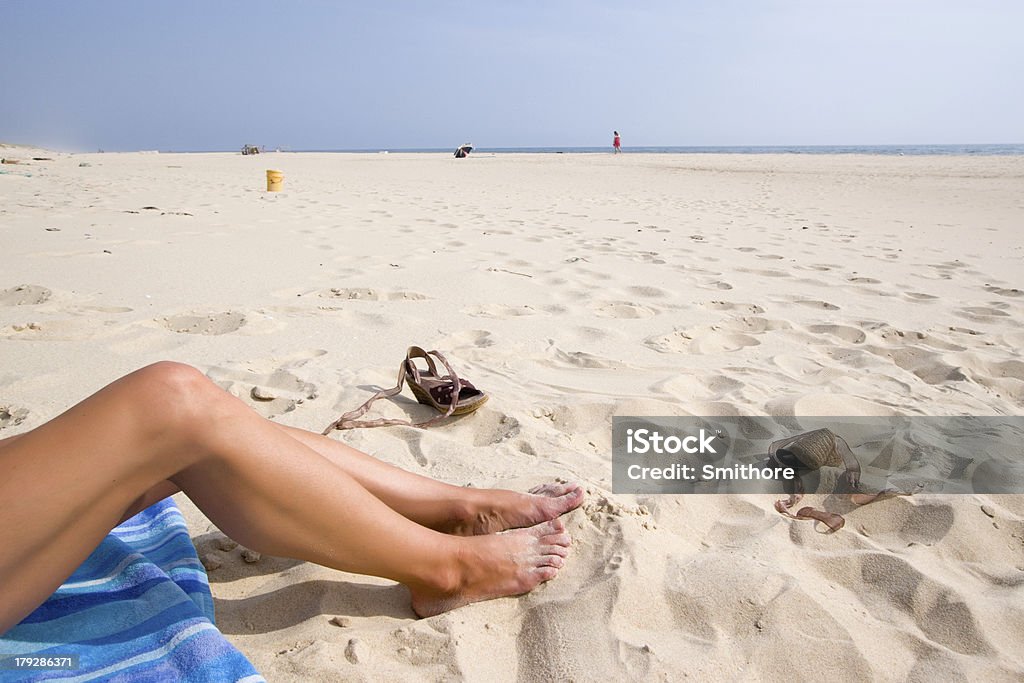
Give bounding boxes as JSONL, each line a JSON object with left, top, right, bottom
{"left": 528, "top": 518, "right": 565, "bottom": 537}
{"left": 539, "top": 555, "right": 565, "bottom": 568}
{"left": 541, "top": 532, "right": 572, "bottom": 547}
{"left": 532, "top": 566, "right": 558, "bottom": 582}
{"left": 561, "top": 485, "right": 585, "bottom": 508}
{"left": 529, "top": 482, "right": 582, "bottom": 498}
{"left": 541, "top": 544, "right": 570, "bottom": 557}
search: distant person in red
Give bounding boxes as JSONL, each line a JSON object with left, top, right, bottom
{"left": 612, "top": 131, "right": 621, "bottom": 153}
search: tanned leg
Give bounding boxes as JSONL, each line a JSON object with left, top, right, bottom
{"left": 278, "top": 424, "right": 584, "bottom": 534}
{"left": 0, "top": 362, "right": 573, "bottom": 634}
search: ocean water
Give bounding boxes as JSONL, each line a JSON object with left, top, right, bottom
{"left": 310, "top": 143, "right": 1024, "bottom": 156}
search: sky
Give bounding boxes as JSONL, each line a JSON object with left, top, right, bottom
{"left": 1, "top": 0, "right": 1021, "bottom": 151}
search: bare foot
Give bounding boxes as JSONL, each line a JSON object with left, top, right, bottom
{"left": 410, "top": 519, "right": 572, "bottom": 617}
{"left": 447, "top": 482, "right": 585, "bottom": 536}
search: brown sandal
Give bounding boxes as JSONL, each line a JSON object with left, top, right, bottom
{"left": 322, "top": 346, "right": 488, "bottom": 433}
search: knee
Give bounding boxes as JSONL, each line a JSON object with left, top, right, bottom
{"left": 133, "top": 361, "right": 210, "bottom": 395}
{"left": 123, "top": 362, "right": 227, "bottom": 430}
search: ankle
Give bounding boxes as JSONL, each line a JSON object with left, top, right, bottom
{"left": 451, "top": 489, "right": 522, "bottom": 535}
{"left": 415, "top": 536, "right": 470, "bottom": 597}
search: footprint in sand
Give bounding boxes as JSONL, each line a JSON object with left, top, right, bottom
{"left": 663, "top": 554, "right": 872, "bottom": 674}
{"left": 693, "top": 279, "right": 734, "bottom": 291}
{"left": 463, "top": 303, "right": 538, "bottom": 318}
{"left": 654, "top": 373, "right": 744, "bottom": 402}
{"left": 593, "top": 301, "right": 658, "bottom": 319}
{"left": 700, "top": 300, "right": 766, "bottom": 314}
{"left": 546, "top": 345, "right": 622, "bottom": 369}
{"left": 946, "top": 325, "right": 983, "bottom": 337}
{"left": 998, "top": 330, "right": 1024, "bottom": 347}
{"left": 159, "top": 311, "right": 246, "bottom": 335}
{"left": 718, "top": 316, "right": 786, "bottom": 334}
{"left": 206, "top": 365, "right": 318, "bottom": 418}
{"left": 0, "top": 284, "right": 52, "bottom": 306}
{"left": 903, "top": 292, "right": 939, "bottom": 302}
{"left": 954, "top": 357, "right": 1024, "bottom": 400}
{"left": 983, "top": 285, "right": 1023, "bottom": 298}
{"left": 688, "top": 330, "right": 761, "bottom": 354}
{"left": 814, "top": 548, "right": 991, "bottom": 658}
{"left": 771, "top": 354, "right": 845, "bottom": 385}
{"left": 517, "top": 556, "right": 634, "bottom": 678}
{"left": 794, "top": 299, "right": 840, "bottom": 311}
{"left": 390, "top": 623, "right": 454, "bottom": 667}
{"left": 4, "top": 318, "right": 122, "bottom": 341}
{"left": 438, "top": 329, "right": 496, "bottom": 349}
{"left": 977, "top": 358, "right": 1024, "bottom": 380}
{"left": 470, "top": 411, "right": 521, "bottom": 446}
{"left": 957, "top": 306, "right": 1010, "bottom": 322}
{"left": 516, "top": 492, "right": 656, "bottom": 680}
{"left": 646, "top": 328, "right": 760, "bottom": 354}
{"left": 318, "top": 287, "right": 429, "bottom": 301}
{"left": 805, "top": 323, "right": 866, "bottom": 344}
{"left": 767, "top": 393, "right": 899, "bottom": 417}
{"left": 736, "top": 267, "right": 790, "bottom": 278}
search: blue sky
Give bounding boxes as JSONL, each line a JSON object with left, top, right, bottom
{"left": 1, "top": 0, "right": 1021, "bottom": 151}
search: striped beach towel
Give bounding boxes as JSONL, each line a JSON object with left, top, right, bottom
{"left": 0, "top": 498, "right": 263, "bottom": 682}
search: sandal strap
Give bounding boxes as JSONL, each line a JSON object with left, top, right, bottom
{"left": 321, "top": 348, "right": 464, "bottom": 433}
{"left": 320, "top": 362, "right": 408, "bottom": 433}
{"left": 405, "top": 345, "right": 440, "bottom": 381}
{"left": 418, "top": 348, "right": 462, "bottom": 414}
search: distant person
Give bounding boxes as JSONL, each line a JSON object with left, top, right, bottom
{"left": 613, "top": 131, "right": 621, "bottom": 154}
{"left": 454, "top": 143, "right": 473, "bottom": 158}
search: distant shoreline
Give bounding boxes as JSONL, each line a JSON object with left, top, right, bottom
{"left": 8, "top": 143, "right": 1024, "bottom": 156}
{"left": 193, "top": 144, "right": 1024, "bottom": 156}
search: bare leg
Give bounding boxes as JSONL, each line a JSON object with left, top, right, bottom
{"left": 0, "top": 362, "right": 574, "bottom": 633}
{"left": 112, "top": 427, "right": 584, "bottom": 532}
{"left": 278, "top": 424, "right": 584, "bottom": 534}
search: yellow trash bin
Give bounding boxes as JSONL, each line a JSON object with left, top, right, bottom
{"left": 266, "top": 169, "right": 284, "bottom": 192}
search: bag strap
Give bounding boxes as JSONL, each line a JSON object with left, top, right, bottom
{"left": 769, "top": 429, "right": 907, "bottom": 533}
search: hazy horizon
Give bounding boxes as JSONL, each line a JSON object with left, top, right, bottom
{"left": 2, "top": 1, "right": 1021, "bottom": 152}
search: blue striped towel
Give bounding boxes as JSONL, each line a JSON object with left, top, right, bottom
{"left": 0, "top": 498, "right": 264, "bottom": 682}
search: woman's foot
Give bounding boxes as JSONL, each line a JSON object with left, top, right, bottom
{"left": 409, "top": 519, "right": 571, "bottom": 617}
{"left": 445, "top": 482, "right": 585, "bottom": 536}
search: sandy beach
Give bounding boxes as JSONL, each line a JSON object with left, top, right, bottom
{"left": 2, "top": 147, "right": 1023, "bottom": 680}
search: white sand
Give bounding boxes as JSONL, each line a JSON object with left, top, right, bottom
{"left": 2, "top": 148, "right": 1023, "bottom": 680}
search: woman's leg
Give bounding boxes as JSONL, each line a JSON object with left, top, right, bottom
{"left": 277, "top": 424, "right": 584, "bottom": 535}
{"left": 114, "top": 439, "right": 584, "bottom": 533}
{"left": 112, "top": 427, "right": 585, "bottom": 534}
{"left": 0, "top": 362, "right": 574, "bottom": 634}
